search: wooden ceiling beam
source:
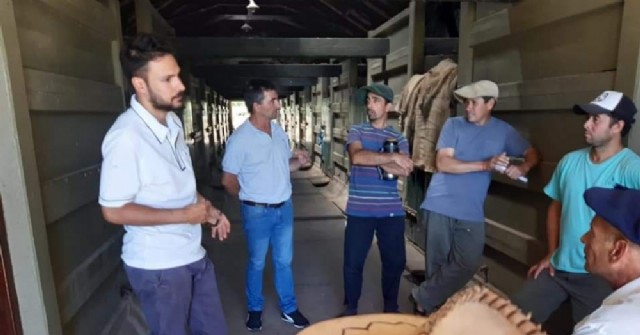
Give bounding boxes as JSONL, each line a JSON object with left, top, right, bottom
{"left": 176, "top": 37, "right": 389, "bottom": 58}
{"left": 195, "top": 64, "right": 342, "bottom": 78}
{"left": 203, "top": 77, "right": 318, "bottom": 88}
{"left": 215, "top": 88, "right": 302, "bottom": 100}
{"left": 317, "top": 0, "right": 369, "bottom": 32}
{"left": 205, "top": 15, "right": 306, "bottom": 30}
{"left": 362, "top": 1, "right": 391, "bottom": 20}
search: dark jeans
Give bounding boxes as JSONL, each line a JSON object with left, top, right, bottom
{"left": 511, "top": 269, "right": 612, "bottom": 324}
{"left": 343, "top": 215, "right": 406, "bottom": 313}
{"left": 412, "top": 210, "right": 485, "bottom": 313}
{"left": 124, "top": 256, "right": 227, "bottom": 335}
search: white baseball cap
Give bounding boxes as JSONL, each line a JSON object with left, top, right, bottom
{"left": 453, "top": 80, "right": 499, "bottom": 103}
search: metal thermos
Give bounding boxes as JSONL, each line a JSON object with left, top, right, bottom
{"left": 379, "top": 138, "right": 400, "bottom": 181}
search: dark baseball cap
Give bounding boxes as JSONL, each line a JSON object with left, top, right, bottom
{"left": 573, "top": 91, "right": 637, "bottom": 126}
{"left": 584, "top": 186, "right": 640, "bottom": 245}
{"left": 356, "top": 84, "right": 394, "bottom": 105}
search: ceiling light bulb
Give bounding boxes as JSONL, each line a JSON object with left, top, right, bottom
{"left": 247, "top": 0, "right": 259, "bottom": 12}
{"left": 241, "top": 22, "right": 253, "bottom": 32}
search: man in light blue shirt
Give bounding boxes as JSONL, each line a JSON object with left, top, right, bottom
{"left": 222, "top": 79, "right": 311, "bottom": 331}
{"left": 100, "top": 33, "right": 230, "bottom": 335}
{"left": 411, "top": 80, "right": 540, "bottom": 315}
{"left": 512, "top": 91, "right": 640, "bottom": 327}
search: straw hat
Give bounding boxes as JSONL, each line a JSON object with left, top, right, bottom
{"left": 299, "top": 286, "right": 546, "bottom": 335}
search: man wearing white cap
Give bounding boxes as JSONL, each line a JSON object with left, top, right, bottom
{"left": 411, "top": 80, "right": 540, "bottom": 315}
{"left": 511, "top": 91, "right": 640, "bottom": 328}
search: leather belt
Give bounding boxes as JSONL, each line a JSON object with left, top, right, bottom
{"left": 241, "top": 200, "right": 285, "bottom": 208}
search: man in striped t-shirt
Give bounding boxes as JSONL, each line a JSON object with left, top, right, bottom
{"left": 340, "top": 84, "right": 413, "bottom": 316}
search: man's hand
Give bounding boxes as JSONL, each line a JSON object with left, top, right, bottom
{"left": 391, "top": 153, "right": 413, "bottom": 172}
{"left": 211, "top": 214, "right": 231, "bottom": 241}
{"left": 527, "top": 254, "right": 555, "bottom": 279}
{"left": 504, "top": 164, "right": 528, "bottom": 180}
{"left": 486, "top": 152, "right": 510, "bottom": 171}
{"left": 293, "top": 149, "right": 311, "bottom": 166}
{"left": 206, "top": 206, "right": 231, "bottom": 241}
{"left": 183, "top": 198, "right": 210, "bottom": 224}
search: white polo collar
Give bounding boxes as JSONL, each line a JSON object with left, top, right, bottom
{"left": 130, "top": 95, "right": 180, "bottom": 144}
{"left": 605, "top": 276, "right": 640, "bottom": 304}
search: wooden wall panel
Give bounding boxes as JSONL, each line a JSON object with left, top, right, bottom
{"left": 475, "top": 3, "right": 513, "bottom": 20}
{"left": 498, "top": 110, "right": 585, "bottom": 169}
{"left": 496, "top": 72, "right": 615, "bottom": 112}
{"left": 19, "top": 0, "right": 117, "bottom": 38}
{"left": 369, "top": 2, "right": 637, "bottom": 299}
{"left": 10, "top": 0, "right": 125, "bottom": 332}
{"left": 458, "top": 0, "right": 631, "bottom": 296}
{"left": 472, "top": 0, "right": 621, "bottom": 46}
{"left": 473, "top": 5, "right": 621, "bottom": 83}
{"left": 14, "top": 0, "right": 116, "bottom": 83}
{"left": 63, "top": 269, "right": 128, "bottom": 335}
{"left": 25, "top": 69, "right": 123, "bottom": 113}
{"left": 31, "top": 113, "right": 115, "bottom": 181}
{"left": 40, "top": 165, "right": 101, "bottom": 224}
{"left": 46, "top": 206, "right": 121, "bottom": 322}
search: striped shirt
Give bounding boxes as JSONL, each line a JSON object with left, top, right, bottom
{"left": 346, "top": 123, "right": 409, "bottom": 217}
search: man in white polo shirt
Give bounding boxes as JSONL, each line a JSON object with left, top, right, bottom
{"left": 573, "top": 186, "right": 640, "bottom": 334}
{"left": 99, "top": 33, "right": 230, "bottom": 335}
{"left": 222, "top": 79, "right": 311, "bottom": 331}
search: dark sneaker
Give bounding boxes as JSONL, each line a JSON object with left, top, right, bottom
{"left": 281, "top": 309, "right": 310, "bottom": 329}
{"left": 246, "top": 311, "right": 262, "bottom": 332}
{"left": 336, "top": 307, "right": 357, "bottom": 318}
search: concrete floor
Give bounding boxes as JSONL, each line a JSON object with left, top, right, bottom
{"left": 201, "top": 168, "right": 423, "bottom": 334}
{"left": 105, "top": 165, "right": 571, "bottom": 335}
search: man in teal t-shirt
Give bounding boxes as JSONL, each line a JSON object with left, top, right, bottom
{"left": 512, "top": 91, "right": 640, "bottom": 326}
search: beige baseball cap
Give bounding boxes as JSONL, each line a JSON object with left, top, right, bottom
{"left": 453, "top": 80, "right": 499, "bottom": 103}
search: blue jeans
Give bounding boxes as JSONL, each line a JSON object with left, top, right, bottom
{"left": 241, "top": 198, "right": 297, "bottom": 313}
{"left": 124, "top": 256, "right": 227, "bottom": 335}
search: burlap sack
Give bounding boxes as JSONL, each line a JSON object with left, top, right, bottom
{"left": 397, "top": 59, "right": 458, "bottom": 172}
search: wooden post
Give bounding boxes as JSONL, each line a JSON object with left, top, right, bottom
{"left": 615, "top": 0, "right": 640, "bottom": 152}
{"left": 135, "top": 0, "right": 175, "bottom": 35}
{"left": 0, "top": 200, "right": 20, "bottom": 335}
{"left": 346, "top": 59, "right": 361, "bottom": 127}
{"left": 456, "top": 2, "right": 477, "bottom": 116}
{"left": 109, "top": 0, "right": 125, "bottom": 105}
{"left": 0, "top": 1, "right": 63, "bottom": 334}
{"left": 408, "top": 0, "right": 426, "bottom": 75}
{"left": 134, "top": 0, "right": 153, "bottom": 33}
